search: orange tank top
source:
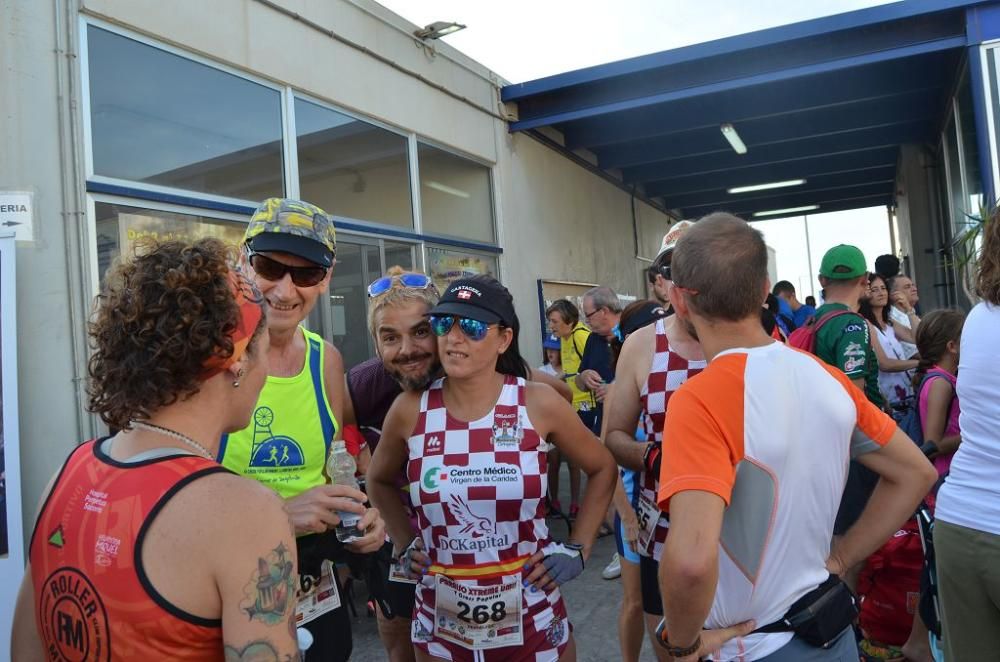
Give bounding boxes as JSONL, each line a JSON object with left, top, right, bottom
{"left": 29, "top": 439, "right": 229, "bottom": 661}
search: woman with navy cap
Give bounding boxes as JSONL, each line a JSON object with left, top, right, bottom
{"left": 369, "top": 275, "right": 616, "bottom": 662}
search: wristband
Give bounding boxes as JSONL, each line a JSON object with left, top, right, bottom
{"left": 654, "top": 619, "right": 701, "bottom": 657}
{"left": 643, "top": 442, "right": 662, "bottom": 476}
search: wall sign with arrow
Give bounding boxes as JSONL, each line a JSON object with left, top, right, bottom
{"left": 0, "top": 192, "right": 33, "bottom": 242}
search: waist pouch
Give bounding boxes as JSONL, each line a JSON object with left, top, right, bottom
{"left": 753, "top": 574, "right": 858, "bottom": 648}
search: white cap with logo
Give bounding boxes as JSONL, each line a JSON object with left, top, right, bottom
{"left": 655, "top": 220, "right": 696, "bottom": 261}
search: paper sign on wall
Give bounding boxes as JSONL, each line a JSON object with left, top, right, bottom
{"left": 0, "top": 192, "right": 33, "bottom": 242}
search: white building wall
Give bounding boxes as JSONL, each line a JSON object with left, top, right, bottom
{"left": 2, "top": 0, "right": 92, "bottom": 539}
{"left": 498, "top": 132, "right": 672, "bottom": 358}
{"left": 3, "top": 0, "right": 675, "bottom": 533}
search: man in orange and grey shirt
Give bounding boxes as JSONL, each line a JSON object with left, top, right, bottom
{"left": 651, "top": 213, "right": 936, "bottom": 661}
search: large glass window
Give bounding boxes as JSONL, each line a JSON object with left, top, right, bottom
{"left": 87, "top": 26, "right": 283, "bottom": 201}
{"left": 944, "top": 113, "right": 964, "bottom": 234}
{"left": 418, "top": 144, "right": 494, "bottom": 243}
{"left": 95, "top": 201, "right": 246, "bottom": 281}
{"left": 308, "top": 239, "right": 417, "bottom": 368}
{"left": 295, "top": 99, "right": 413, "bottom": 228}
{"left": 958, "top": 75, "right": 984, "bottom": 220}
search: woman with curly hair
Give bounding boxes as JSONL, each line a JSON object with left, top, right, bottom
{"left": 11, "top": 239, "right": 301, "bottom": 661}
{"left": 935, "top": 213, "right": 1000, "bottom": 661}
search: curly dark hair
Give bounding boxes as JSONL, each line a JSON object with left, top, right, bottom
{"left": 88, "top": 238, "right": 266, "bottom": 430}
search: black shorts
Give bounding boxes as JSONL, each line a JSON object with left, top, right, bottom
{"left": 834, "top": 460, "right": 879, "bottom": 536}
{"left": 368, "top": 541, "right": 417, "bottom": 620}
{"left": 639, "top": 554, "right": 663, "bottom": 616}
{"left": 297, "top": 532, "right": 352, "bottom": 662}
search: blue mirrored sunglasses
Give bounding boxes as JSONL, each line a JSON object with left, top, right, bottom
{"left": 428, "top": 315, "right": 492, "bottom": 341}
{"left": 367, "top": 273, "right": 433, "bottom": 298}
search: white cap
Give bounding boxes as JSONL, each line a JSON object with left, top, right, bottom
{"left": 654, "top": 220, "right": 696, "bottom": 260}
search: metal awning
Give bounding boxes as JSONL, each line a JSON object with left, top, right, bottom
{"left": 502, "top": 0, "right": 1000, "bottom": 221}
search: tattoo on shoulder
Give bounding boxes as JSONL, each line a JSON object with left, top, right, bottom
{"left": 241, "top": 542, "right": 296, "bottom": 625}
{"left": 224, "top": 640, "right": 301, "bottom": 662}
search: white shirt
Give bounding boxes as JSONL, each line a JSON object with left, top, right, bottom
{"left": 875, "top": 324, "right": 914, "bottom": 406}
{"left": 658, "top": 342, "right": 895, "bottom": 660}
{"left": 889, "top": 306, "right": 917, "bottom": 358}
{"left": 536, "top": 363, "right": 559, "bottom": 378}
{"left": 937, "top": 302, "right": 1000, "bottom": 534}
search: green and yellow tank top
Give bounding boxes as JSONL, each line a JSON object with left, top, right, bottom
{"left": 219, "top": 327, "right": 340, "bottom": 499}
{"left": 561, "top": 322, "right": 594, "bottom": 411}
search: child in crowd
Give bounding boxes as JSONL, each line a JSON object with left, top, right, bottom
{"left": 538, "top": 332, "right": 563, "bottom": 377}
{"left": 914, "top": 309, "right": 966, "bottom": 475}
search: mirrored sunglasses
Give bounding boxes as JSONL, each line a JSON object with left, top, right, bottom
{"left": 247, "top": 250, "right": 328, "bottom": 287}
{"left": 428, "top": 315, "right": 492, "bottom": 341}
{"left": 367, "top": 273, "right": 433, "bottom": 298}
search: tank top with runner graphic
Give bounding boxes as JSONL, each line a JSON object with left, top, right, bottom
{"left": 29, "top": 440, "right": 227, "bottom": 661}
{"left": 219, "top": 327, "right": 339, "bottom": 500}
{"left": 638, "top": 318, "right": 706, "bottom": 560}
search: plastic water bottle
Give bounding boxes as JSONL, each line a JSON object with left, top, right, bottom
{"left": 326, "top": 441, "right": 363, "bottom": 542}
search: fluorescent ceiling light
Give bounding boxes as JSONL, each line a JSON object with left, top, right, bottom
{"left": 425, "top": 181, "right": 470, "bottom": 198}
{"left": 753, "top": 205, "right": 819, "bottom": 218}
{"left": 728, "top": 179, "right": 806, "bottom": 194}
{"left": 415, "top": 21, "right": 467, "bottom": 40}
{"left": 720, "top": 123, "right": 747, "bottom": 155}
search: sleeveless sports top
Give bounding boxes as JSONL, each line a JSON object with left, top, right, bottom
{"left": 638, "top": 318, "right": 706, "bottom": 560}
{"left": 408, "top": 375, "right": 550, "bottom": 572}
{"left": 219, "top": 327, "right": 339, "bottom": 500}
{"left": 406, "top": 375, "right": 571, "bottom": 657}
{"left": 29, "top": 440, "right": 227, "bottom": 661}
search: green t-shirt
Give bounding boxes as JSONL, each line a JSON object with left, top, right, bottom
{"left": 813, "top": 303, "right": 885, "bottom": 408}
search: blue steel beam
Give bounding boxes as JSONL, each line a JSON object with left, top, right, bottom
{"left": 560, "top": 52, "right": 957, "bottom": 150}
{"left": 509, "top": 38, "right": 966, "bottom": 133}
{"left": 599, "top": 102, "right": 937, "bottom": 171}
{"left": 680, "top": 189, "right": 894, "bottom": 219}
{"left": 502, "top": 0, "right": 982, "bottom": 101}
{"left": 620, "top": 123, "right": 931, "bottom": 185}
{"left": 743, "top": 199, "right": 893, "bottom": 224}
{"left": 513, "top": 12, "right": 964, "bottom": 123}
{"left": 660, "top": 168, "right": 897, "bottom": 210}
{"left": 638, "top": 146, "right": 900, "bottom": 193}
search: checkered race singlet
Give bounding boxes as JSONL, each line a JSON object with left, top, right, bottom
{"left": 638, "top": 318, "right": 707, "bottom": 560}
{"left": 406, "top": 375, "right": 569, "bottom": 661}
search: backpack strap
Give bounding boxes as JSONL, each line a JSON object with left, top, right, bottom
{"left": 918, "top": 370, "right": 958, "bottom": 429}
{"left": 570, "top": 326, "right": 588, "bottom": 361}
{"left": 811, "top": 309, "right": 858, "bottom": 330}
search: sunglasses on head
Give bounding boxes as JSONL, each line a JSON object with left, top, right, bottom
{"left": 247, "top": 250, "right": 328, "bottom": 287}
{"left": 647, "top": 262, "right": 671, "bottom": 284}
{"left": 367, "top": 273, "right": 434, "bottom": 298}
{"left": 428, "top": 314, "right": 495, "bottom": 341}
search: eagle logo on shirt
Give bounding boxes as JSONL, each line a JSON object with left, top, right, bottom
{"left": 447, "top": 494, "right": 494, "bottom": 537}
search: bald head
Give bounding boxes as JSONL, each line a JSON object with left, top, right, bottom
{"left": 671, "top": 212, "right": 769, "bottom": 322}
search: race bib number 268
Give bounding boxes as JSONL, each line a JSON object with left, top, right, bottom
{"left": 434, "top": 573, "right": 523, "bottom": 650}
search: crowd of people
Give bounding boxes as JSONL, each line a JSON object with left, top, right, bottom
{"left": 8, "top": 195, "right": 1000, "bottom": 662}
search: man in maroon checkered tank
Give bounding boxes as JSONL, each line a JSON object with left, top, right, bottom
{"left": 368, "top": 276, "right": 616, "bottom": 662}
{"left": 604, "top": 221, "right": 708, "bottom": 660}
